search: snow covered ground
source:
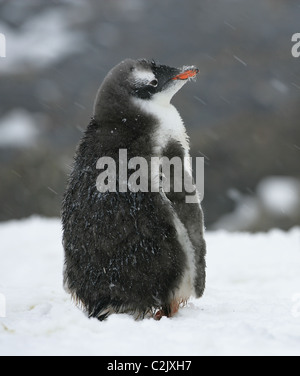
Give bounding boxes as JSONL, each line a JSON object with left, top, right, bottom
{"left": 0, "top": 217, "right": 299, "bottom": 356}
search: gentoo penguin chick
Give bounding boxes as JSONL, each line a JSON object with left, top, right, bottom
{"left": 62, "top": 59, "right": 206, "bottom": 321}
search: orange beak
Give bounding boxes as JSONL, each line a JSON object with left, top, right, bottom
{"left": 172, "top": 68, "right": 199, "bottom": 80}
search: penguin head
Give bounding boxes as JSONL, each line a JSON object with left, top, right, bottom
{"left": 129, "top": 59, "right": 199, "bottom": 103}
{"left": 94, "top": 59, "right": 199, "bottom": 119}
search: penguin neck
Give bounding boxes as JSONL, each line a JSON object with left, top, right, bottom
{"left": 132, "top": 95, "right": 176, "bottom": 118}
{"left": 133, "top": 97, "right": 190, "bottom": 156}
{"left": 93, "top": 87, "right": 129, "bottom": 124}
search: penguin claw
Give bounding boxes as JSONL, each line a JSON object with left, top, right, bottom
{"left": 154, "top": 300, "right": 181, "bottom": 320}
{"left": 154, "top": 309, "right": 165, "bottom": 320}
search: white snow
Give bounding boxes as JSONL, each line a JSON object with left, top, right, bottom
{"left": 0, "top": 217, "right": 299, "bottom": 356}
{"left": 0, "top": 9, "right": 83, "bottom": 74}
{"left": 0, "top": 109, "right": 39, "bottom": 148}
{"left": 257, "top": 176, "right": 300, "bottom": 216}
{"left": 213, "top": 176, "right": 300, "bottom": 231}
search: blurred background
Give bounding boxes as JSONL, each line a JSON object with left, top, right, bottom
{"left": 0, "top": 0, "right": 299, "bottom": 232}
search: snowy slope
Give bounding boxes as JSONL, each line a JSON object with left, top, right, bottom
{"left": 0, "top": 217, "right": 299, "bottom": 356}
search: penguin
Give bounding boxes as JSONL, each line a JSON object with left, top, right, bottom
{"left": 62, "top": 58, "right": 206, "bottom": 321}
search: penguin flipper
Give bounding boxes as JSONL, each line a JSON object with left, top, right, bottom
{"left": 162, "top": 141, "right": 207, "bottom": 298}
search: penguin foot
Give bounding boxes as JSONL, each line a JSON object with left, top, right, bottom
{"left": 154, "top": 299, "right": 183, "bottom": 320}
{"left": 154, "top": 309, "right": 164, "bottom": 320}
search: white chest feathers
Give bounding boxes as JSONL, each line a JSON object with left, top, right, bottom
{"left": 132, "top": 97, "right": 197, "bottom": 301}
{"left": 133, "top": 97, "right": 190, "bottom": 157}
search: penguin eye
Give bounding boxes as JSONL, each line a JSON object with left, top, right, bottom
{"left": 149, "top": 79, "right": 158, "bottom": 87}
